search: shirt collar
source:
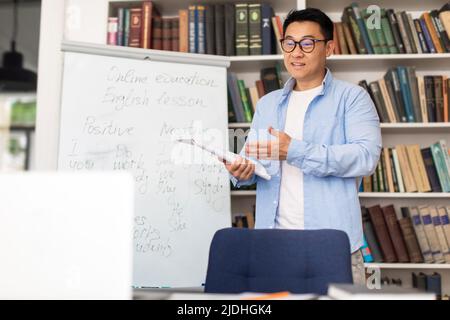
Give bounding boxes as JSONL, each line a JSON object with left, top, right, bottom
{"left": 281, "top": 67, "right": 333, "bottom": 97}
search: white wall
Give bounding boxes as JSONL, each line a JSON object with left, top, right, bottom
{"left": 0, "top": 1, "right": 41, "bottom": 72}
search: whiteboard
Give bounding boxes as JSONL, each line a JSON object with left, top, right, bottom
{"left": 57, "top": 43, "right": 231, "bottom": 287}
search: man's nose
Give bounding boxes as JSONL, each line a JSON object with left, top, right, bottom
{"left": 290, "top": 45, "right": 305, "bottom": 58}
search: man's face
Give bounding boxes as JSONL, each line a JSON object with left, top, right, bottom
{"left": 282, "top": 21, "right": 334, "bottom": 82}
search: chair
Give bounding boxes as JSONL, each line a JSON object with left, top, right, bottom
{"left": 205, "top": 228, "right": 353, "bottom": 295}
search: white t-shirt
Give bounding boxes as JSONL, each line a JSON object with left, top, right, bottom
{"left": 275, "top": 84, "right": 323, "bottom": 229}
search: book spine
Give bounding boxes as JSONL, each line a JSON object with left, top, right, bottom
{"left": 419, "top": 18, "right": 437, "bottom": 53}
{"left": 406, "top": 13, "right": 421, "bottom": 53}
{"left": 386, "top": 9, "right": 405, "bottom": 53}
{"left": 406, "top": 67, "right": 422, "bottom": 122}
{"left": 129, "top": 9, "right": 142, "bottom": 48}
{"left": 392, "top": 149, "right": 405, "bottom": 192}
{"left": 162, "top": 18, "right": 172, "bottom": 51}
{"left": 237, "top": 80, "right": 253, "bottom": 122}
{"left": 417, "top": 76, "right": 429, "bottom": 122}
{"left": 382, "top": 205, "right": 410, "bottom": 262}
{"left": 205, "top": 5, "right": 215, "bottom": 55}
{"left": 431, "top": 10, "right": 450, "bottom": 52}
{"left": 430, "top": 207, "right": 450, "bottom": 263}
{"left": 336, "top": 22, "right": 349, "bottom": 54}
{"left": 431, "top": 142, "right": 450, "bottom": 192}
{"left": 107, "top": 17, "right": 119, "bottom": 45}
{"left": 171, "top": 17, "right": 179, "bottom": 51}
{"left": 397, "top": 67, "right": 415, "bottom": 122}
{"left": 361, "top": 236, "right": 374, "bottom": 263}
{"left": 419, "top": 205, "right": 445, "bottom": 262}
{"left": 151, "top": 15, "right": 162, "bottom": 50}
{"left": 422, "top": 12, "right": 444, "bottom": 53}
{"left": 197, "top": 5, "right": 206, "bottom": 54}
{"left": 368, "top": 205, "right": 398, "bottom": 262}
{"left": 434, "top": 76, "right": 444, "bottom": 122}
{"left": 261, "top": 4, "right": 275, "bottom": 55}
{"left": 387, "top": 68, "right": 407, "bottom": 122}
{"left": 248, "top": 4, "right": 262, "bottom": 55}
{"left": 188, "top": 5, "right": 197, "bottom": 53}
{"left": 117, "top": 8, "right": 125, "bottom": 46}
{"left": 235, "top": 4, "right": 249, "bottom": 56}
{"left": 224, "top": 3, "right": 236, "bottom": 56}
{"left": 227, "top": 73, "right": 245, "bottom": 123}
{"left": 380, "top": 9, "right": 398, "bottom": 54}
{"left": 123, "top": 9, "right": 131, "bottom": 47}
{"left": 421, "top": 147, "right": 443, "bottom": 192}
{"left": 179, "top": 10, "right": 189, "bottom": 52}
{"left": 260, "top": 67, "right": 280, "bottom": 93}
{"left": 398, "top": 217, "right": 424, "bottom": 263}
{"left": 342, "top": 22, "right": 358, "bottom": 54}
{"left": 414, "top": 19, "right": 429, "bottom": 53}
{"left": 141, "top": 1, "right": 153, "bottom": 49}
{"left": 344, "top": 6, "right": 366, "bottom": 54}
{"left": 362, "top": 207, "right": 384, "bottom": 262}
{"left": 424, "top": 76, "right": 436, "bottom": 122}
{"left": 362, "top": 9, "right": 381, "bottom": 54}
{"left": 396, "top": 12, "right": 413, "bottom": 54}
{"left": 214, "top": 5, "right": 225, "bottom": 56}
{"left": 409, "top": 207, "right": 434, "bottom": 263}
{"left": 351, "top": 3, "right": 373, "bottom": 54}
{"left": 440, "top": 207, "right": 450, "bottom": 254}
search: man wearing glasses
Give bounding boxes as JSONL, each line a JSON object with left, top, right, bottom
{"left": 222, "top": 8, "right": 381, "bottom": 285}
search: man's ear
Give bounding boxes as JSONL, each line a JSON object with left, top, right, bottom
{"left": 325, "top": 40, "right": 335, "bottom": 57}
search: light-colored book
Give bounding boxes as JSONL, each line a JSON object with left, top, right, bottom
{"left": 431, "top": 207, "right": 450, "bottom": 263}
{"left": 419, "top": 205, "right": 445, "bottom": 263}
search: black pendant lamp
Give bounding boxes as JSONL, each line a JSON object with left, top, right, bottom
{"left": 0, "top": 0, "right": 37, "bottom": 92}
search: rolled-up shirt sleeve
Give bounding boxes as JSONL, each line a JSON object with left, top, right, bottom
{"left": 286, "top": 88, "right": 382, "bottom": 178}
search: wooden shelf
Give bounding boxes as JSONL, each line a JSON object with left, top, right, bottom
{"left": 229, "top": 123, "right": 450, "bottom": 131}
{"left": 365, "top": 263, "right": 450, "bottom": 270}
{"left": 359, "top": 193, "right": 450, "bottom": 199}
{"left": 231, "top": 191, "right": 450, "bottom": 198}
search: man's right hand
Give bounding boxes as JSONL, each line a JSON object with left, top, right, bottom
{"left": 220, "top": 156, "right": 255, "bottom": 181}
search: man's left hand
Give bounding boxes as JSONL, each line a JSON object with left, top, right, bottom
{"left": 245, "top": 126, "right": 292, "bottom": 160}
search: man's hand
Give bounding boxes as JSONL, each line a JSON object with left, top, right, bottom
{"left": 220, "top": 156, "right": 255, "bottom": 181}
{"left": 245, "top": 126, "right": 292, "bottom": 160}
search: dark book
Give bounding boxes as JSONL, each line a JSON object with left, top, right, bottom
{"left": 385, "top": 69, "right": 407, "bottom": 122}
{"left": 386, "top": 9, "right": 405, "bottom": 53}
{"left": 369, "top": 81, "right": 388, "bottom": 123}
{"left": 255, "top": 80, "right": 265, "bottom": 97}
{"left": 235, "top": 4, "right": 249, "bottom": 55}
{"left": 400, "top": 12, "right": 418, "bottom": 53}
{"left": 421, "top": 147, "right": 443, "bottom": 192}
{"left": 117, "top": 7, "right": 125, "bottom": 46}
{"left": 397, "top": 67, "right": 415, "bottom": 122}
{"left": 260, "top": 67, "right": 280, "bottom": 93}
{"left": 382, "top": 205, "right": 410, "bottom": 262}
{"left": 227, "top": 90, "right": 237, "bottom": 123}
{"left": 419, "top": 18, "right": 437, "bottom": 53}
{"left": 412, "top": 272, "right": 428, "bottom": 291}
{"left": 426, "top": 273, "right": 442, "bottom": 299}
{"left": 389, "top": 149, "right": 400, "bottom": 192}
{"left": 397, "top": 12, "right": 414, "bottom": 53}
{"left": 205, "top": 5, "right": 215, "bottom": 55}
{"left": 424, "top": 76, "right": 437, "bottom": 122}
{"left": 152, "top": 15, "right": 162, "bottom": 50}
{"left": 188, "top": 5, "right": 197, "bottom": 53}
{"left": 129, "top": 8, "right": 142, "bottom": 48}
{"left": 227, "top": 73, "right": 246, "bottom": 123}
{"left": 261, "top": 4, "right": 275, "bottom": 55}
{"left": 162, "top": 18, "right": 172, "bottom": 51}
{"left": 248, "top": 4, "right": 262, "bottom": 55}
{"left": 361, "top": 207, "right": 384, "bottom": 262}
{"left": 380, "top": 9, "right": 398, "bottom": 54}
{"left": 342, "top": 6, "right": 367, "bottom": 54}
{"left": 414, "top": 18, "right": 430, "bottom": 53}
{"left": 406, "top": 67, "right": 422, "bottom": 122}
{"left": 171, "top": 17, "right": 179, "bottom": 51}
{"left": 358, "top": 80, "right": 380, "bottom": 119}
{"left": 214, "top": 5, "right": 225, "bottom": 56}
{"left": 123, "top": 9, "right": 131, "bottom": 47}
{"left": 368, "top": 205, "right": 398, "bottom": 262}
{"left": 197, "top": 5, "right": 206, "bottom": 54}
{"left": 398, "top": 210, "right": 424, "bottom": 263}
{"left": 351, "top": 3, "right": 373, "bottom": 54}
{"left": 434, "top": 76, "right": 444, "bottom": 122}
{"left": 224, "top": 3, "right": 235, "bottom": 56}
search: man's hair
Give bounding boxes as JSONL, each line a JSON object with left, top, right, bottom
{"left": 282, "top": 8, "right": 334, "bottom": 41}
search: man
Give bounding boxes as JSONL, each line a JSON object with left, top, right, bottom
{"left": 223, "top": 8, "right": 382, "bottom": 285}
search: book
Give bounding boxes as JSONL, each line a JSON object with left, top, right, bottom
{"left": 141, "top": 1, "right": 155, "bottom": 49}
{"left": 417, "top": 76, "right": 429, "bottom": 122}
{"left": 361, "top": 207, "right": 384, "bottom": 262}
{"left": 129, "top": 8, "right": 143, "bottom": 48}
{"left": 224, "top": 3, "right": 236, "bottom": 56}
{"left": 261, "top": 4, "right": 275, "bottom": 55}
{"left": 205, "top": 5, "right": 215, "bottom": 55}
{"left": 260, "top": 67, "right": 280, "bottom": 93}
{"left": 398, "top": 209, "right": 424, "bottom": 263}
{"left": 179, "top": 10, "right": 189, "bottom": 53}
{"left": 421, "top": 147, "right": 443, "bottom": 192}
{"left": 380, "top": 9, "right": 398, "bottom": 54}
{"left": 237, "top": 79, "right": 253, "bottom": 122}
{"left": 440, "top": 206, "right": 450, "bottom": 252}
{"left": 418, "top": 205, "right": 445, "bottom": 263}
{"left": 382, "top": 205, "right": 410, "bottom": 262}
{"left": 407, "top": 207, "right": 433, "bottom": 263}
{"left": 214, "top": 5, "right": 225, "bottom": 56}
{"left": 430, "top": 141, "right": 450, "bottom": 192}
{"left": 386, "top": 9, "right": 405, "bottom": 53}
{"left": 235, "top": 4, "right": 249, "bottom": 56}
{"left": 197, "top": 5, "right": 206, "bottom": 54}
{"left": 368, "top": 205, "right": 397, "bottom": 262}
{"left": 107, "top": 17, "right": 119, "bottom": 45}
{"left": 152, "top": 15, "right": 162, "bottom": 50}
{"left": 430, "top": 206, "right": 450, "bottom": 263}
{"left": 188, "top": 5, "right": 197, "bottom": 53}
{"left": 248, "top": 4, "right": 262, "bottom": 55}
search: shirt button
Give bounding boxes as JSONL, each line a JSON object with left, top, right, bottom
{"left": 273, "top": 200, "right": 277, "bottom": 204}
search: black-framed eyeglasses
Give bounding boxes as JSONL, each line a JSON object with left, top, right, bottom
{"left": 280, "top": 38, "right": 329, "bottom": 53}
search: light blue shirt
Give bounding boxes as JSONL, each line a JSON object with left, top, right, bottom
{"left": 231, "top": 69, "right": 382, "bottom": 253}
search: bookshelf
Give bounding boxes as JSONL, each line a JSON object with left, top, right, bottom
{"left": 35, "top": 0, "right": 450, "bottom": 296}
